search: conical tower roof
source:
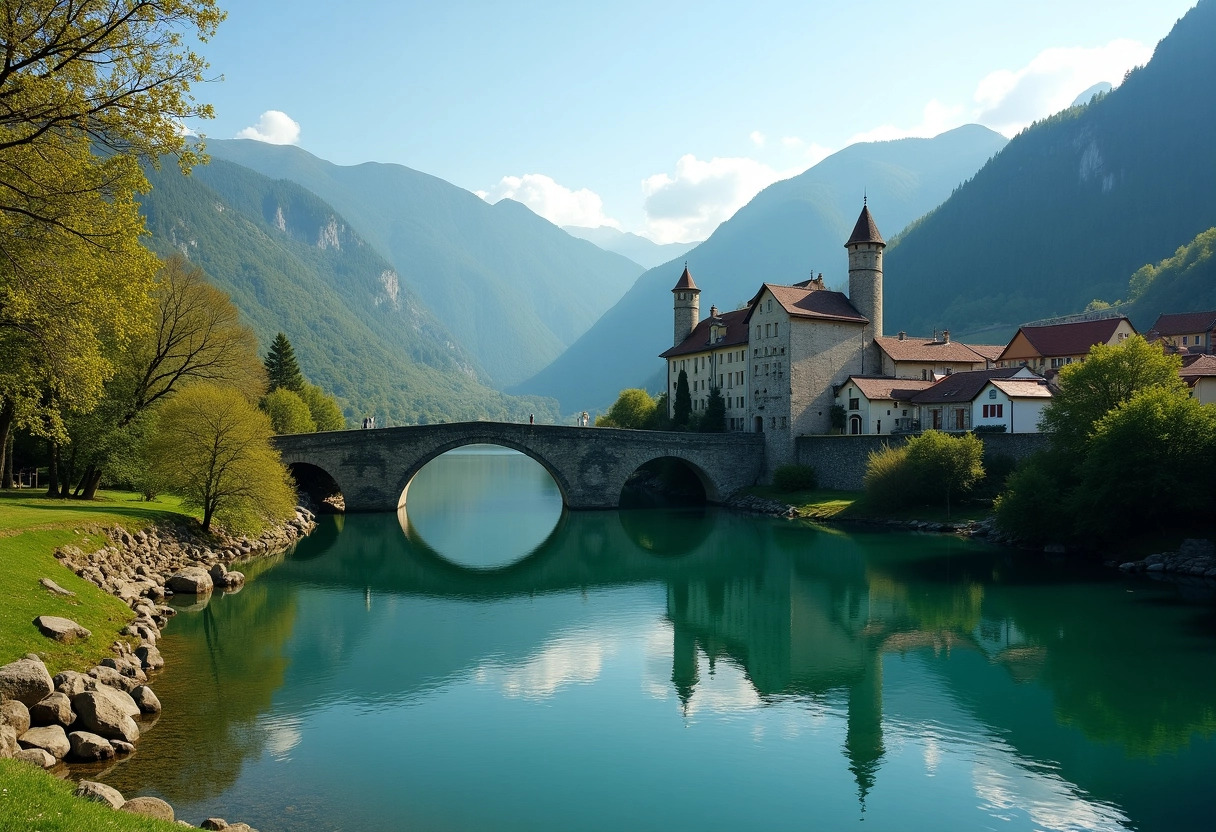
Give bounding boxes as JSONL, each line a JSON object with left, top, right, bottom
{"left": 672, "top": 264, "right": 700, "bottom": 292}
{"left": 845, "top": 204, "right": 885, "bottom": 247}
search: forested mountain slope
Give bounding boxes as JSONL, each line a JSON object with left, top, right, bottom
{"left": 514, "top": 125, "right": 1008, "bottom": 411}
{"left": 139, "top": 159, "right": 559, "bottom": 424}
{"left": 204, "top": 139, "right": 643, "bottom": 388}
{"left": 884, "top": 0, "right": 1216, "bottom": 338}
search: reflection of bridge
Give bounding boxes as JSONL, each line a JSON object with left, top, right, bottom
{"left": 273, "top": 422, "right": 765, "bottom": 511}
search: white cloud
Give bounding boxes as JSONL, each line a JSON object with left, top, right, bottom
{"left": 974, "top": 39, "right": 1151, "bottom": 135}
{"left": 235, "top": 110, "right": 301, "bottom": 145}
{"left": 749, "top": 130, "right": 766, "bottom": 147}
{"left": 641, "top": 154, "right": 797, "bottom": 244}
{"left": 478, "top": 173, "right": 619, "bottom": 229}
{"left": 846, "top": 98, "right": 967, "bottom": 145}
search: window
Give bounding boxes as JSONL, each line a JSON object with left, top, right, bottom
{"left": 767, "top": 300, "right": 772, "bottom": 312}
{"left": 954, "top": 408, "right": 966, "bottom": 429}
{"left": 780, "top": 417, "right": 787, "bottom": 429}
{"left": 849, "top": 398, "right": 859, "bottom": 411}
{"left": 755, "top": 326, "right": 761, "bottom": 339}
{"left": 774, "top": 323, "right": 779, "bottom": 337}
{"left": 921, "top": 369, "right": 928, "bottom": 380}
{"left": 988, "top": 389, "right": 997, "bottom": 399}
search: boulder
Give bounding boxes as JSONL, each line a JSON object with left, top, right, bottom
{"left": 136, "top": 644, "right": 165, "bottom": 671}
{"left": 122, "top": 796, "right": 175, "bottom": 822}
{"left": 94, "top": 683, "right": 141, "bottom": 718}
{"left": 208, "top": 563, "right": 228, "bottom": 581}
{"left": 166, "top": 566, "right": 214, "bottom": 594}
{"left": 1, "top": 698, "right": 31, "bottom": 734}
{"left": 112, "top": 739, "right": 135, "bottom": 755}
{"left": 221, "top": 570, "right": 246, "bottom": 588}
{"left": 131, "top": 685, "right": 162, "bottom": 714}
{"left": 89, "top": 665, "right": 139, "bottom": 693}
{"left": 19, "top": 724, "right": 70, "bottom": 759}
{"left": 69, "top": 731, "right": 116, "bottom": 762}
{"left": 0, "top": 657, "right": 54, "bottom": 705}
{"left": 53, "top": 670, "right": 94, "bottom": 697}
{"left": 75, "top": 779, "right": 124, "bottom": 808}
{"left": 29, "top": 691, "right": 74, "bottom": 727}
{"left": 0, "top": 724, "right": 17, "bottom": 758}
{"left": 71, "top": 690, "right": 140, "bottom": 743}
{"left": 14, "top": 747, "right": 56, "bottom": 768}
{"left": 38, "top": 578, "right": 75, "bottom": 597}
{"left": 201, "top": 820, "right": 230, "bottom": 830}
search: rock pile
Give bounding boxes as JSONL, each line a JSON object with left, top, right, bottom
{"left": 1118, "top": 539, "right": 1216, "bottom": 582}
{"left": 73, "top": 779, "right": 260, "bottom": 830}
{"left": 725, "top": 493, "right": 800, "bottom": 517}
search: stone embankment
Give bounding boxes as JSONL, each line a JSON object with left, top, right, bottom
{"left": 0, "top": 506, "right": 316, "bottom": 829}
{"left": 725, "top": 492, "right": 994, "bottom": 537}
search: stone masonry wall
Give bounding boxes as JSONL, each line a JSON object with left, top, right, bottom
{"left": 796, "top": 432, "right": 1051, "bottom": 491}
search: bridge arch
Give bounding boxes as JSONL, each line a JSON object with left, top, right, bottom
{"left": 272, "top": 422, "right": 765, "bottom": 512}
{"left": 286, "top": 461, "right": 346, "bottom": 512}
{"left": 394, "top": 436, "right": 573, "bottom": 509}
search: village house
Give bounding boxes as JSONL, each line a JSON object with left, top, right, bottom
{"left": 1147, "top": 310, "right": 1216, "bottom": 355}
{"left": 835, "top": 376, "right": 936, "bottom": 435}
{"left": 873, "top": 332, "right": 998, "bottom": 380}
{"left": 1181, "top": 354, "right": 1216, "bottom": 404}
{"left": 997, "top": 316, "right": 1136, "bottom": 371}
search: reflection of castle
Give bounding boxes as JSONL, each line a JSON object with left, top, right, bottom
{"left": 666, "top": 556, "right": 898, "bottom": 806}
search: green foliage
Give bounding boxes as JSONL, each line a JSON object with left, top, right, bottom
{"left": 145, "top": 384, "right": 297, "bottom": 533}
{"left": 700, "top": 386, "right": 726, "bottom": 432}
{"left": 864, "top": 443, "right": 911, "bottom": 509}
{"left": 1071, "top": 387, "right": 1216, "bottom": 537}
{"left": 1126, "top": 227, "right": 1216, "bottom": 323}
{"left": 596, "top": 388, "right": 659, "bottom": 429}
{"left": 829, "top": 404, "right": 846, "bottom": 433}
{"left": 261, "top": 388, "right": 317, "bottom": 435}
{"left": 648, "top": 392, "right": 672, "bottom": 430}
{"left": 300, "top": 383, "right": 346, "bottom": 431}
{"left": 264, "top": 332, "right": 306, "bottom": 393}
{"left": 1040, "top": 335, "right": 1184, "bottom": 456}
{"left": 773, "top": 464, "right": 818, "bottom": 492}
{"left": 673, "top": 370, "right": 692, "bottom": 428}
{"left": 993, "top": 453, "right": 1075, "bottom": 545}
{"left": 865, "top": 431, "right": 985, "bottom": 514}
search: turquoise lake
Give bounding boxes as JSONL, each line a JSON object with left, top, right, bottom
{"left": 98, "top": 446, "right": 1216, "bottom": 831}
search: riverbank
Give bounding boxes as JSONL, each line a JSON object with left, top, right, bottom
{"left": 0, "top": 489, "right": 314, "bottom": 830}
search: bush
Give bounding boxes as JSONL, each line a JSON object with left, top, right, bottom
{"left": 993, "top": 453, "right": 1074, "bottom": 544}
{"left": 772, "top": 464, "right": 817, "bottom": 492}
{"left": 972, "top": 424, "right": 1007, "bottom": 433}
{"left": 864, "top": 443, "right": 912, "bottom": 509}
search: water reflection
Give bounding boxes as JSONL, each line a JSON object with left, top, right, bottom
{"left": 101, "top": 464, "right": 1216, "bottom": 831}
{"left": 398, "top": 445, "right": 563, "bottom": 569}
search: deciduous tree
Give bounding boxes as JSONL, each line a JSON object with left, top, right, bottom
{"left": 596, "top": 388, "right": 658, "bottom": 429}
{"left": 299, "top": 383, "right": 345, "bottom": 432}
{"left": 144, "top": 384, "right": 296, "bottom": 533}
{"left": 261, "top": 388, "right": 316, "bottom": 435}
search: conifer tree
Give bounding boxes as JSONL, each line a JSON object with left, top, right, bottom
{"left": 701, "top": 386, "right": 726, "bottom": 432}
{"left": 673, "top": 370, "right": 692, "bottom": 428}
{"left": 264, "top": 333, "right": 305, "bottom": 392}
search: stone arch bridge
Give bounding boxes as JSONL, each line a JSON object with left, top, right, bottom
{"left": 272, "top": 422, "right": 766, "bottom": 512}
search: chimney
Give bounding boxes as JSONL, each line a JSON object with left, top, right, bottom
{"left": 943, "top": 330, "right": 950, "bottom": 343}
{"left": 898, "top": 331, "right": 906, "bottom": 341}
{"left": 710, "top": 305, "right": 719, "bottom": 318}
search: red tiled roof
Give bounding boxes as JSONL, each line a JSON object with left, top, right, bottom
{"left": 911, "top": 368, "right": 1028, "bottom": 404}
{"left": 875, "top": 335, "right": 991, "bottom": 364}
{"left": 990, "top": 378, "right": 1052, "bottom": 399}
{"left": 746, "top": 283, "right": 868, "bottom": 325}
{"left": 965, "top": 343, "right": 1004, "bottom": 362}
{"left": 1181, "top": 354, "right": 1216, "bottom": 379}
{"left": 999, "top": 317, "right": 1134, "bottom": 361}
{"left": 845, "top": 376, "right": 936, "bottom": 401}
{"left": 660, "top": 307, "right": 750, "bottom": 358}
{"left": 671, "top": 266, "right": 699, "bottom": 292}
{"left": 1151, "top": 310, "right": 1216, "bottom": 336}
{"left": 845, "top": 204, "right": 884, "bottom": 246}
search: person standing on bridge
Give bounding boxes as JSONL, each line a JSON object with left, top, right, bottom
{"left": 529, "top": 414, "right": 534, "bottom": 425}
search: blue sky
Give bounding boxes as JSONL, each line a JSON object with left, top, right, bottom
{"left": 191, "top": 0, "right": 1197, "bottom": 242}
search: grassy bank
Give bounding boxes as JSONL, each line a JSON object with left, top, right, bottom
{"left": 0, "top": 759, "right": 183, "bottom": 831}
{"left": 0, "top": 489, "right": 196, "bottom": 672}
{"left": 745, "top": 486, "right": 991, "bottom": 525}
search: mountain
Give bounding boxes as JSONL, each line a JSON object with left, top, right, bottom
{"left": 138, "top": 157, "right": 560, "bottom": 425}
{"left": 883, "top": 0, "right": 1216, "bottom": 339}
{"left": 202, "top": 140, "right": 643, "bottom": 388}
{"left": 1071, "top": 82, "right": 1112, "bottom": 107}
{"left": 1124, "top": 226, "right": 1216, "bottom": 329}
{"left": 563, "top": 226, "right": 699, "bottom": 269}
{"left": 513, "top": 125, "right": 1008, "bottom": 411}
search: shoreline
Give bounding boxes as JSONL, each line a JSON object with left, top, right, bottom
{"left": 0, "top": 506, "right": 317, "bottom": 829}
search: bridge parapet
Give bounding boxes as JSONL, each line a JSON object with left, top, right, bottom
{"left": 273, "top": 422, "right": 766, "bottom": 512}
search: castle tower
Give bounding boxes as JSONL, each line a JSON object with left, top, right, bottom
{"left": 672, "top": 264, "right": 701, "bottom": 347}
{"left": 845, "top": 201, "right": 885, "bottom": 339}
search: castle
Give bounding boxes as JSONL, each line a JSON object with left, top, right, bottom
{"left": 660, "top": 202, "right": 889, "bottom": 467}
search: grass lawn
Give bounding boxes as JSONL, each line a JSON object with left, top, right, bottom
{"left": 746, "top": 486, "right": 992, "bottom": 524}
{"left": 0, "top": 759, "right": 183, "bottom": 831}
{"left": 0, "top": 489, "right": 197, "bottom": 673}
